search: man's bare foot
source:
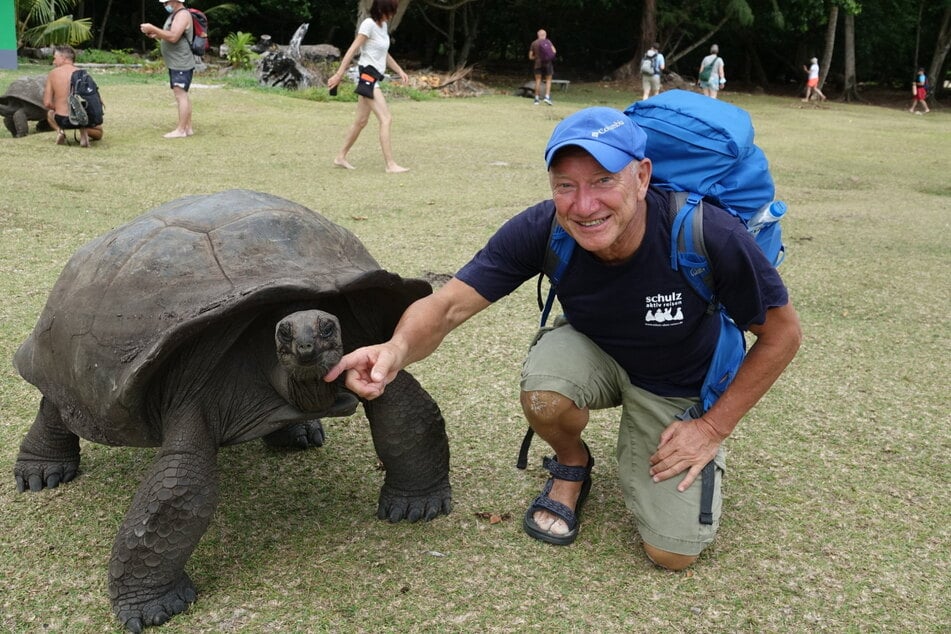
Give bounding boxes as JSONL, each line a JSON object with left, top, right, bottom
{"left": 185, "top": 128, "right": 194, "bottom": 136}
{"left": 163, "top": 129, "right": 189, "bottom": 139}
{"left": 56, "top": 131, "right": 66, "bottom": 145}
{"left": 385, "top": 164, "right": 409, "bottom": 173}
{"left": 333, "top": 157, "right": 356, "bottom": 170}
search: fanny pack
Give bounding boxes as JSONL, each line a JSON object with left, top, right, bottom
{"left": 355, "top": 65, "right": 384, "bottom": 98}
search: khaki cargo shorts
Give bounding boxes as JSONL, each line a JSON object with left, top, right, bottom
{"left": 520, "top": 319, "right": 725, "bottom": 556}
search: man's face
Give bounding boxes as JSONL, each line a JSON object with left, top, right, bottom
{"left": 548, "top": 149, "right": 651, "bottom": 263}
{"left": 53, "top": 52, "right": 66, "bottom": 67}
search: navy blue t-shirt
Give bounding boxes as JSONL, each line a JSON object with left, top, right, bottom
{"left": 455, "top": 188, "right": 789, "bottom": 397}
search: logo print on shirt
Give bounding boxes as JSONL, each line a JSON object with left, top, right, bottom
{"left": 644, "top": 292, "right": 684, "bottom": 326}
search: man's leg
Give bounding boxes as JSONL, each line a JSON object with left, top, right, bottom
{"left": 520, "top": 322, "right": 624, "bottom": 539}
{"left": 544, "top": 75, "right": 553, "bottom": 104}
{"left": 533, "top": 72, "right": 542, "bottom": 104}
{"left": 165, "top": 86, "right": 192, "bottom": 138}
{"left": 616, "top": 386, "right": 724, "bottom": 571}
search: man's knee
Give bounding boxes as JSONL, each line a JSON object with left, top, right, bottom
{"left": 520, "top": 390, "right": 577, "bottom": 424}
{"left": 643, "top": 543, "right": 699, "bottom": 571}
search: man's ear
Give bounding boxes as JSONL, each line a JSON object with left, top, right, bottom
{"left": 634, "top": 158, "right": 652, "bottom": 198}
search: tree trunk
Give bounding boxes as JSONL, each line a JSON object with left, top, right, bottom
{"left": 96, "top": 0, "right": 114, "bottom": 50}
{"left": 818, "top": 4, "right": 837, "bottom": 91}
{"left": 928, "top": 6, "right": 951, "bottom": 101}
{"left": 840, "top": 11, "right": 863, "bottom": 102}
{"left": 639, "top": 0, "right": 656, "bottom": 56}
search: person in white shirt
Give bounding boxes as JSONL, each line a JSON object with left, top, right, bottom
{"left": 327, "top": 0, "right": 410, "bottom": 173}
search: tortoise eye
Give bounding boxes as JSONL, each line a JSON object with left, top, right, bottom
{"left": 277, "top": 322, "right": 294, "bottom": 343}
{"left": 318, "top": 320, "right": 336, "bottom": 338}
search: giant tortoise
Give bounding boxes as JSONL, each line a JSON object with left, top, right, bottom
{"left": 0, "top": 75, "right": 52, "bottom": 137}
{"left": 13, "top": 189, "right": 452, "bottom": 631}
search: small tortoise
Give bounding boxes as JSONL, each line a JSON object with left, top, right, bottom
{"left": 0, "top": 75, "right": 52, "bottom": 137}
{"left": 13, "top": 190, "right": 452, "bottom": 632}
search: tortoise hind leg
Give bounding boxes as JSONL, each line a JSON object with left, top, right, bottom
{"left": 262, "top": 420, "right": 326, "bottom": 449}
{"left": 109, "top": 412, "right": 219, "bottom": 632}
{"left": 362, "top": 370, "right": 452, "bottom": 523}
{"left": 14, "top": 396, "right": 81, "bottom": 492}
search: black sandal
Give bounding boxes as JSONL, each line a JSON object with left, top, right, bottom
{"left": 523, "top": 444, "right": 594, "bottom": 546}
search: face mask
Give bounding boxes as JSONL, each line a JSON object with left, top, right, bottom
{"left": 164, "top": 4, "right": 173, "bottom": 13}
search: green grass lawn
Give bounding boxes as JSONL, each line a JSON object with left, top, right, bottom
{"left": 1, "top": 64, "right": 949, "bottom": 633}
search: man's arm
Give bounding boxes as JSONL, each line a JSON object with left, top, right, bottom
{"left": 43, "top": 73, "right": 54, "bottom": 110}
{"left": 140, "top": 10, "right": 189, "bottom": 44}
{"left": 324, "top": 277, "right": 491, "bottom": 399}
{"left": 649, "top": 301, "right": 802, "bottom": 490}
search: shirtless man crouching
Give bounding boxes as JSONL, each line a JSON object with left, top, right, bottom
{"left": 44, "top": 45, "right": 103, "bottom": 147}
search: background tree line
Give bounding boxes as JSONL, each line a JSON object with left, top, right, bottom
{"left": 17, "top": 0, "right": 951, "bottom": 95}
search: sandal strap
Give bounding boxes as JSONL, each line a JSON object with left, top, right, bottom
{"left": 528, "top": 492, "right": 578, "bottom": 530}
{"left": 541, "top": 445, "right": 594, "bottom": 482}
{"left": 542, "top": 456, "right": 588, "bottom": 481}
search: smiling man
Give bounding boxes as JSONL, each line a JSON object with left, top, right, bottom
{"left": 325, "top": 107, "right": 801, "bottom": 570}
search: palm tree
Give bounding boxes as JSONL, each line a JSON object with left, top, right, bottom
{"left": 16, "top": 0, "right": 92, "bottom": 48}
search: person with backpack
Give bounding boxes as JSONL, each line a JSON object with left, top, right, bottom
{"left": 140, "top": 0, "right": 196, "bottom": 138}
{"left": 529, "top": 29, "right": 557, "bottom": 106}
{"left": 698, "top": 44, "right": 725, "bottom": 99}
{"left": 909, "top": 67, "right": 931, "bottom": 114}
{"left": 640, "top": 43, "right": 665, "bottom": 101}
{"left": 324, "top": 106, "right": 802, "bottom": 571}
{"left": 42, "top": 45, "right": 103, "bottom": 147}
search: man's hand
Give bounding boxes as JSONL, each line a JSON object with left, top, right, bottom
{"left": 323, "top": 344, "right": 401, "bottom": 400}
{"left": 649, "top": 416, "right": 722, "bottom": 492}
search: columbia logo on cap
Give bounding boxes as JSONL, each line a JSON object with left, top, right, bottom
{"left": 591, "top": 120, "right": 625, "bottom": 138}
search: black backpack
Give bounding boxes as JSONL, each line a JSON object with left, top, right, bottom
{"left": 68, "top": 69, "right": 104, "bottom": 127}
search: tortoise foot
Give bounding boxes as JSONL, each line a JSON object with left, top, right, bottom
{"left": 14, "top": 457, "right": 79, "bottom": 492}
{"left": 113, "top": 572, "right": 197, "bottom": 633}
{"left": 378, "top": 479, "right": 452, "bottom": 523}
{"left": 263, "top": 420, "right": 326, "bottom": 449}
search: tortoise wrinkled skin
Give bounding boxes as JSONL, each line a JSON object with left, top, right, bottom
{"left": 0, "top": 75, "right": 52, "bottom": 137}
{"left": 13, "top": 190, "right": 452, "bottom": 632}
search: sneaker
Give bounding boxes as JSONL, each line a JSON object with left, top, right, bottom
{"left": 544, "top": 96, "right": 553, "bottom": 106}
{"left": 533, "top": 97, "right": 540, "bottom": 106}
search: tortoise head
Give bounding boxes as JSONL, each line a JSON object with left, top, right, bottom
{"left": 275, "top": 309, "right": 343, "bottom": 379}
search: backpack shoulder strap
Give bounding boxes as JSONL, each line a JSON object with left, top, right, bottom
{"left": 667, "top": 190, "right": 717, "bottom": 311}
{"left": 171, "top": 7, "right": 195, "bottom": 44}
{"left": 536, "top": 211, "right": 576, "bottom": 326}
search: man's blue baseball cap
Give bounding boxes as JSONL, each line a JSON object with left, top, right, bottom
{"left": 544, "top": 107, "right": 647, "bottom": 173}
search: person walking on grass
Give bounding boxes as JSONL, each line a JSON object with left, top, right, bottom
{"left": 640, "top": 43, "right": 665, "bottom": 101}
{"left": 324, "top": 107, "right": 802, "bottom": 571}
{"left": 327, "top": 0, "right": 410, "bottom": 173}
{"left": 140, "top": 0, "right": 196, "bottom": 138}
{"left": 699, "top": 44, "right": 725, "bottom": 99}
{"left": 909, "top": 67, "right": 930, "bottom": 114}
{"left": 802, "top": 57, "right": 826, "bottom": 102}
{"left": 529, "top": 29, "right": 557, "bottom": 106}
{"left": 43, "top": 45, "right": 103, "bottom": 147}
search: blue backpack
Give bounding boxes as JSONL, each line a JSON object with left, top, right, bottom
{"left": 519, "top": 90, "right": 786, "bottom": 470}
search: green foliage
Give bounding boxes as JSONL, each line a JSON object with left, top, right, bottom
{"left": 76, "top": 48, "right": 140, "bottom": 65}
{"left": 15, "top": 0, "right": 92, "bottom": 47}
{"left": 224, "top": 31, "right": 258, "bottom": 70}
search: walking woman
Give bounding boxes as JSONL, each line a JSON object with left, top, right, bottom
{"left": 327, "top": 0, "right": 410, "bottom": 173}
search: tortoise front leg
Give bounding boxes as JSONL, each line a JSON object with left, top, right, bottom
{"left": 362, "top": 370, "right": 452, "bottom": 523}
{"left": 109, "top": 409, "right": 219, "bottom": 633}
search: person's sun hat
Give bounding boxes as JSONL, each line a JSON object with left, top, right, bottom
{"left": 545, "top": 107, "right": 647, "bottom": 173}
